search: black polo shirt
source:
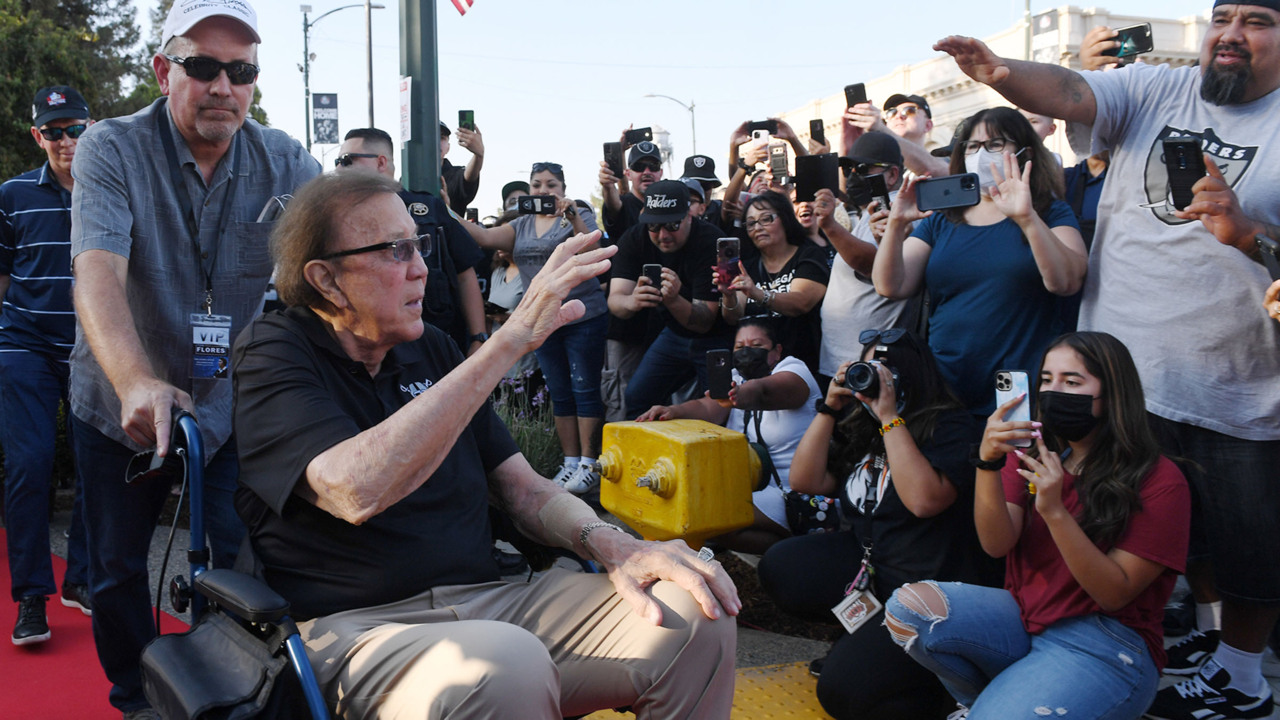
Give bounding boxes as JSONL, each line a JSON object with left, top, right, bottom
{"left": 232, "top": 306, "right": 518, "bottom": 620}
{"left": 612, "top": 218, "right": 732, "bottom": 340}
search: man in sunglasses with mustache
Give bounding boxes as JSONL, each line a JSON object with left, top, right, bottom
{"left": 0, "top": 85, "right": 94, "bottom": 647}
{"left": 67, "top": 0, "right": 320, "bottom": 716}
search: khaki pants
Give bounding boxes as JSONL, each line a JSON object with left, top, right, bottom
{"left": 298, "top": 569, "right": 736, "bottom": 719}
{"left": 601, "top": 339, "right": 645, "bottom": 423}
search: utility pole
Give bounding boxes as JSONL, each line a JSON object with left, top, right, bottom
{"left": 400, "top": 0, "right": 440, "bottom": 193}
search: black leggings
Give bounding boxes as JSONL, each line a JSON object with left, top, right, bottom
{"left": 758, "top": 531, "right": 957, "bottom": 720}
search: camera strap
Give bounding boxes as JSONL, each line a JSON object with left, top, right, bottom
{"left": 746, "top": 411, "right": 782, "bottom": 489}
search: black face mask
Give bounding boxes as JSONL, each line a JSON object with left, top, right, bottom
{"left": 733, "top": 347, "right": 773, "bottom": 380}
{"left": 1038, "top": 391, "right": 1099, "bottom": 442}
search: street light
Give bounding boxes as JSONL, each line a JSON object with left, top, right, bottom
{"left": 643, "top": 94, "right": 696, "bottom": 156}
{"left": 300, "top": 3, "right": 385, "bottom": 152}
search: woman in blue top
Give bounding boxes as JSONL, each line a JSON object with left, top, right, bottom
{"left": 459, "top": 162, "right": 606, "bottom": 492}
{"left": 872, "top": 107, "right": 1086, "bottom": 424}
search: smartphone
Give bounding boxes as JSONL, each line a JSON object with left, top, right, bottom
{"left": 809, "top": 119, "right": 826, "bottom": 147}
{"left": 865, "top": 173, "right": 892, "bottom": 212}
{"left": 1162, "top": 137, "right": 1206, "bottom": 211}
{"left": 995, "top": 370, "right": 1032, "bottom": 448}
{"left": 465, "top": 207, "right": 478, "bottom": 223}
{"left": 707, "top": 349, "right": 733, "bottom": 400}
{"left": 624, "top": 127, "right": 653, "bottom": 145}
{"left": 768, "top": 142, "right": 790, "bottom": 185}
{"left": 794, "top": 153, "right": 839, "bottom": 203}
{"left": 458, "top": 109, "right": 475, "bottom": 131}
{"left": 1102, "top": 22, "right": 1154, "bottom": 58}
{"left": 746, "top": 119, "right": 779, "bottom": 136}
{"left": 716, "top": 238, "right": 741, "bottom": 283}
{"left": 603, "top": 141, "right": 625, "bottom": 178}
{"left": 1258, "top": 236, "right": 1280, "bottom": 281}
{"left": 516, "top": 195, "right": 557, "bottom": 215}
{"left": 642, "top": 263, "right": 664, "bottom": 289}
{"left": 844, "top": 83, "right": 868, "bottom": 107}
{"left": 916, "top": 173, "right": 980, "bottom": 212}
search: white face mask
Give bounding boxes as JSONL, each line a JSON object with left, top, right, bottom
{"left": 964, "top": 146, "right": 1025, "bottom": 194}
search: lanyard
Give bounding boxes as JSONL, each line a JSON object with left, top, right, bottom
{"left": 156, "top": 99, "right": 242, "bottom": 314}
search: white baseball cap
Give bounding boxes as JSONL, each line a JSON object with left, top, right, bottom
{"left": 161, "top": 0, "right": 261, "bottom": 50}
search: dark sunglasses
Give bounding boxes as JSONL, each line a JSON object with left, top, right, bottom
{"left": 319, "top": 234, "right": 433, "bottom": 263}
{"left": 646, "top": 221, "right": 683, "bottom": 234}
{"left": 859, "top": 328, "right": 908, "bottom": 346}
{"left": 531, "top": 161, "right": 563, "bottom": 175}
{"left": 852, "top": 163, "right": 891, "bottom": 176}
{"left": 39, "top": 124, "right": 88, "bottom": 142}
{"left": 335, "top": 153, "right": 379, "bottom": 167}
{"left": 630, "top": 160, "right": 662, "bottom": 173}
{"left": 164, "top": 54, "right": 260, "bottom": 85}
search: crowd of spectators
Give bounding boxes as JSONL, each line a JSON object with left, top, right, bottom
{"left": 4, "top": 0, "right": 1280, "bottom": 718}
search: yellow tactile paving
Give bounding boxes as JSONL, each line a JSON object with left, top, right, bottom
{"left": 583, "top": 661, "right": 831, "bottom": 719}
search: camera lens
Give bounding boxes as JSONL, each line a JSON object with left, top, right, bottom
{"left": 843, "top": 361, "right": 880, "bottom": 397}
{"left": 961, "top": 176, "right": 976, "bottom": 190}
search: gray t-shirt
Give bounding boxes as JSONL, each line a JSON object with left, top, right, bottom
{"left": 509, "top": 204, "right": 606, "bottom": 322}
{"left": 819, "top": 197, "right": 909, "bottom": 377}
{"left": 1081, "top": 63, "right": 1280, "bottom": 440}
{"left": 70, "top": 99, "right": 321, "bottom": 453}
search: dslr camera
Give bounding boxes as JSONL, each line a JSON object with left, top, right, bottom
{"left": 842, "top": 359, "right": 900, "bottom": 398}
{"left": 516, "top": 195, "right": 557, "bottom": 215}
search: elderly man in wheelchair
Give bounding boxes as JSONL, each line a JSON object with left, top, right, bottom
{"left": 213, "top": 171, "right": 738, "bottom": 719}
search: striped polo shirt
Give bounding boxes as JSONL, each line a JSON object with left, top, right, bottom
{"left": 0, "top": 163, "right": 74, "bottom": 360}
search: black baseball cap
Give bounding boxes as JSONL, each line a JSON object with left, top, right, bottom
{"left": 439, "top": 121, "right": 451, "bottom": 137}
{"left": 883, "top": 93, "right": 932, "bottom": 119}
{"left": 32, "top": 86, "right": 90, "bottom": 128}
{"left": 930, "top": 116, "right": 974, "bottom": 158}
{"left": 841, "top": 131, "right": 903, "bottom": 169}
{"left": 628, "top": 141, "right": 662, "bottom": 169}
{"left": 639, "top": 180, "right": 690, "bottom": 224}
{"left": 681, "top": 155, "right": 721, "bottom": 187}
{"left": 501, "top": 180, "right": 529, "bottom": 199}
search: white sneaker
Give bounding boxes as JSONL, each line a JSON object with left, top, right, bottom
{"left": 945, "top": 705, "right": 969, "bottom": 720}
{"left": 563, "top": 462, "right": 601, "bottom": 495}
{"left": 550, "top": 461, "right": 574, "bottom": 487}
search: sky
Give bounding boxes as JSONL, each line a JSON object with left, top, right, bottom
{"left": 133, "top": 0, "right": 1213, "bottom": 219}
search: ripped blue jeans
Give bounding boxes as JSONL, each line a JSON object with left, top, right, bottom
{"left": 885, "top": 582, "right": 1158, "bottom": 720}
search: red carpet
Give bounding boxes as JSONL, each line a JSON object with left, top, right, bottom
{"left": 0, "top": 530, "right": 187, "bottom": 719}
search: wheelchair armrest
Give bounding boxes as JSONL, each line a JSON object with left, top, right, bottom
{"left": 194, "top": 569, "right": 291, "bottom": 624}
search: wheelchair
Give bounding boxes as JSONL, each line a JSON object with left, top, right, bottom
{"left": 136, "top": 412, "right": 328, "bottom": 720}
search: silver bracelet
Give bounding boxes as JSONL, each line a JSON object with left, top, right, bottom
{"left": 761, "top": 288, "right": 775, "bottom": 309}
{"left": 579, "top": 521, "right": 626, "bottom": 553}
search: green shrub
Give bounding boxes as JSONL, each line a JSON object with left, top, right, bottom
{"left": 490, "top": 370, "right": 561, "bottom": 478}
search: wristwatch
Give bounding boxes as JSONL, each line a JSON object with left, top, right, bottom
{"left": 469, "top": 332, "right": 489, "bottom": 344}
{"left": 579, "top": 521, "right": 627, "bottom": 552}
{"left": 814, "top": 398, "right": 841, "bottom": 418}
{"left": 737, "top": 157, "right": 752, "bottom": 173}
{"left": 969, "top": 443, "right": 1006, "bottom": 471}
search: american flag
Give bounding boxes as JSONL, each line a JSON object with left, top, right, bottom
{"left": 451, "top": 0, "right": 473, "bottom": 15}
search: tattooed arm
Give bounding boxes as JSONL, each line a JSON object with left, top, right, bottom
{"left": 933, "top": 35, "right": 1098, "bottom": 126}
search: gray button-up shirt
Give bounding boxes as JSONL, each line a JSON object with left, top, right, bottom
{"left": 69, "top": 98, "right": 321, "bottom": 454}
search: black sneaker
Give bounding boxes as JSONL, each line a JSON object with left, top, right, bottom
{"left": 61, "top": 582, "right": 93, "bottom": 616}
{"left": 1146, "top": 659, "right": 1274, "bottom": 720}
{"left": 12, "top": 596, "right": 51, "bottom": 646}
{"left": 1164, "top": 628, "right": 1219, "bottom": 676}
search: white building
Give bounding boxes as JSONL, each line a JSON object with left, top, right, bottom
{"left": 779, "top": 6, "right": 1207, "bottom": 166}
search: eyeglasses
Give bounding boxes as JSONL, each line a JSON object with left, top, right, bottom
{"left": 319, "top": 234, "right": 433, "bottom": 263}
{"left": 630, "top": 160, "right": 662, "bottom": 173}
{"left": 961, "top": 138, "right": 1018, "bottom": 156}
{"left": 335, "top": 153, "right": 379, "bottom": 167}
{"left": 744, "top": 213, "right": 778, "bottom": 231}
{"left": 859, "top": 328, "right": 908, "bottom": 345}
{"left": 38, "top": 124, "right": 87, "bottom": 142}
{"left": 885, "top": 105, "right": 921, "bottom": 119}
{"left": 646, "top": 220, "right": 683, "bottom": 234}
{"left": 531, "top": 161, "right": 563, "bottom": 175}
{"left": 163, "top": 54, "right": 260, "bottom": 85}
{"left": 852, "top": 162, "right": 892, "bottom": 176}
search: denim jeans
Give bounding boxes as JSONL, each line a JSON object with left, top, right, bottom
{"left": 886, "top": 582, "right": 1158, "bottom": 720}
{"left": 0, "top": 350, "right": 88, "bottom": 600}
{"left": 532, "top": 311, "right": 608, "bottom": 419}
{"left": 73, "top": 414, "right": 245, "bottom": 712}
{"left": 624, "top": 327, "right": 731, "bottom": 420}
{"left": 1149, "top": 413, "right": 1280, "bottom": 602}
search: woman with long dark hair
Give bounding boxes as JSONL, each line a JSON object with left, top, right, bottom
{"left": 873, "top": 107, "right": 1086, "bottom": 423}
{"left": 885, "top": 331, "right": 1190, "bottom": 719}
{"left": 718, "top": 191, "right": 829, "bottom": 375}
{"left": 757, "top": 328, "right": 999, "bottom": 719}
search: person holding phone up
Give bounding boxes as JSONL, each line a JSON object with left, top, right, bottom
{"left": 886, "top": 331, "right": 1189, "bottom": 720}
{"left": 872, "top": 107, "right": 1086, "bottom": 427}
{"left": 457, "top": 162, "right": 606, "bottom": 494}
